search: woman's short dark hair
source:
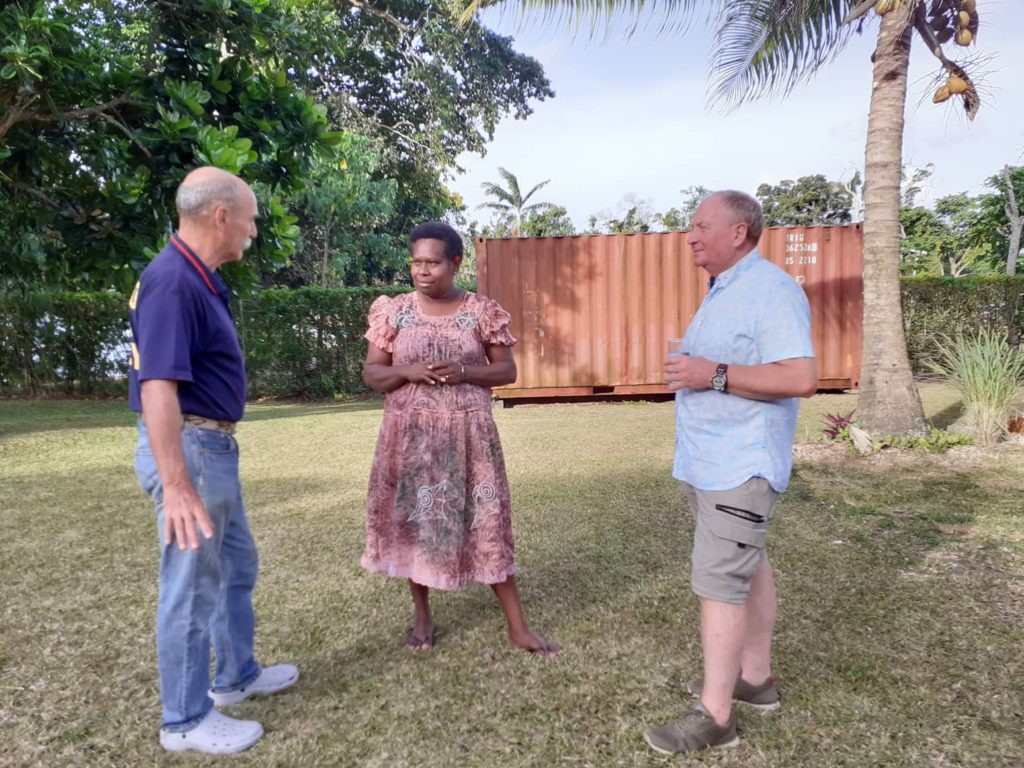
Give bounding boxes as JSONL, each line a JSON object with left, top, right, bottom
{"left": 409, "top": 221, "right": 464, "bottom": 261}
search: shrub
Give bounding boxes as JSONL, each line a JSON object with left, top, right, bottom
{"left": 925, "top": 328, "right": 1024, "bottom": 445}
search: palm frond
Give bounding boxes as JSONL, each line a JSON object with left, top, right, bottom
{"left": 479, "top": 181, "right": 517, "bottom": 206}
{"left": 497, "top": 167, "right": 524, "bottom": 206}
{"left": 459, "top": 0, "right": 706, "bottom": 38}
{"left": 476, "top": 201, "right": 516, "bottom": 212}
{"left": 707, "top": 0, "right": 857, "bottom": 108}
{"left": 522, "top": 201, "right": 556, "bottom": 213}
{"left": 521, "top": 178, "right": 552, "bottom": 204}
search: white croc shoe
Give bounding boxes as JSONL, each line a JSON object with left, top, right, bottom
{"left": 208, "top": 663, "right": 299, "bottom": 706}
{"left": 159, "top": 708, "right": 263, "bottom": 754}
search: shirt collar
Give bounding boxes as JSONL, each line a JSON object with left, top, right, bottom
{"left": 708, "top": 249, "right": 762, "bottom": 292}
{"left": 169, "top": 233, "right": 227, "bottom": 296}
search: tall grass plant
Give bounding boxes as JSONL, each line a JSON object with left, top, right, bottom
{"left": 926, "top": 328, "right": 1024, "bottom": 445}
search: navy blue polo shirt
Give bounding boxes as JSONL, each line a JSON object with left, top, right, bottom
{"left": 128, "top": 234, "right": 247, "bottom": 422}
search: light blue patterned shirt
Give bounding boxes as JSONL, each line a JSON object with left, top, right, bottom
{"left": 673, "top": 250, "right": 814, "bottom": 493}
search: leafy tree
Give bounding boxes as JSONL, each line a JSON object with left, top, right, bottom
{"left": 900, "top": 193, "right": 995, "bottom": 276}
{"left": 296, "top": 1, "right": 553, "bottom": 257}
{"left": 587, "top": 194, "right": 655, "bottom": 233}
{"left": 466, "top": 0, "right": 988, "bottom": 436}
{"left": 756, "top": 175, "right": 853, "bottom": 226}
{"left": 279, "top": 136, "right": 400, "bottom": 288}
{"left": 481, "top": 205, "right": 575, "bottom": 238}
{"left": 477, "top": 167, "right": 555, "bottom": 235}
{"left": 0, "top": 0, "right": 341, "bottom": 293}
{"left": 982, "top": 165, "right": 1024, "bottom": 275}
{"left": 0, "top": 0, "right": 552, "bottom": 292}
{"left": 655, "top": 185, "right": 710, "bottom": 231}
{"left": 520, "top": 206, "right": 576, "bottom": 237}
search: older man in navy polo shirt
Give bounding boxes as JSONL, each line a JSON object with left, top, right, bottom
{"left": 644, "top": 191, "right": 818, "bottom": 755}
{"left": 130, "top": 167, "right": 297, "bottom": 754}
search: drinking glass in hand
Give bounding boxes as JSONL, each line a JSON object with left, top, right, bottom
{"left": 667, "top": 338, "right": 687, "bottom": 357}
{"left": 666, "top": 338, "right": 687, "bottom": 389}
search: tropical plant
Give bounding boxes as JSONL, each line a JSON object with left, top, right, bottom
{"left": 926, "top": 328, "right": 1024, "bottom": 445}
{"left": 822, "top": 409, "right": 858, "bottom": 441}
{"left": 873, "top": 428, "right": 973, "bottom": 452}
{"left": 462, "top": 0, "right": 989, "bottom": 437}
{"left": 478, "top": 167, "right": 555, "bottom": 236}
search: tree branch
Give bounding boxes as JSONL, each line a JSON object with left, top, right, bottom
{"left": 0, "top": 93, "right": 40, "bottom": 142}
{"left": 345, "top": 0, "right": 411, "bottom": 33}
{"left": 9, "top": 181, "right": 62, "bottom": 212}
{"left": 1002, "top": 167, "right": 1019, "bottom": 221}
{"left": 96, "top": 111, "right": 153, "bottom": 159}
{"left": 26, "top": 92, "right": 147, "bottom": 125}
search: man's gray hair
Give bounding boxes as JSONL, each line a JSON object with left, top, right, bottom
{"left": 712, "top": 190, "right": 764, "bottom": 245}
{"left": 175, "top": 175, "right": 241, "bottom": 220}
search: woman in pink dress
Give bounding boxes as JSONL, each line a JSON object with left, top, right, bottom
{"left": 362, "top": 222, "right": 558, "bottom": 657}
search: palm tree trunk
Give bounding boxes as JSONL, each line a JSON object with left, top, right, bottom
{"left": 856, "top": 7, "right": 927, "bottom": 437}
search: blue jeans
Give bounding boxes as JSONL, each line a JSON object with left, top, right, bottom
{"left": 135, "top": 421, "right": 261, "bottom": 731}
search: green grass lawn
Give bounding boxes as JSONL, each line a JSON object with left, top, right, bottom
{"left": 1, "top": 383, "right": 1021, "bottom": 767}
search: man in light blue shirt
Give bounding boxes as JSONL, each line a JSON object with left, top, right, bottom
{"left": 644, "top": 191, "right": 817, "bottom": 755}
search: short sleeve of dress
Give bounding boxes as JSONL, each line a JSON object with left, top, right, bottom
{"left": 478, "top": 297, "right": 517, "bottom": 347}
{"left": 365, "top": 294, "right": 398, "bottom": 353}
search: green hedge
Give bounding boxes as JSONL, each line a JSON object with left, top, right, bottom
{"left": 1, "top": 279, "right": 1020, "bottom": 397}
{"left": 0, "top": 291, "right": 130, "bottom": 395}
{"left": 237, "top": 286, "right": 410, "bottom": 398}
{"left": 902, "top": 277, "right": 1024, "bottom": 371}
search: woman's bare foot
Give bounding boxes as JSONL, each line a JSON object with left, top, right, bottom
{"left": 509, "top": 629, "right": 560, "bottom": 658}
{"left": 406, "top": 623, "right": 436, "bottom": 652}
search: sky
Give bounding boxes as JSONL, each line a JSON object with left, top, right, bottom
{"left": 449, "top": 1, "right": 1024, "bottom": 229}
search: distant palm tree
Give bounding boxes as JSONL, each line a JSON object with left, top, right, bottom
{"left": 462, "top": 0, "right": 984, "bottom": 437}
{"left": 478, "top": 167, "right": 555, "bottom": 236}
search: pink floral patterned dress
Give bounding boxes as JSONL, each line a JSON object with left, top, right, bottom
{"left": 361, "top": 291, "right": 518, "bottom": 590}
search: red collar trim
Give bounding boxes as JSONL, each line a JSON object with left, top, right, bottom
{"left": 170, "top": 235, "right": 217, "bottom": 295}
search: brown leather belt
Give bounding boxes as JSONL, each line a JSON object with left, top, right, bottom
{"left": 182, "top": 413, "right": 237, "bottom": 435}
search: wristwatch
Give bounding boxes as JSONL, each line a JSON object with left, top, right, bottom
{"left": 711, "top": 363, "right": 729, "bottom": 392}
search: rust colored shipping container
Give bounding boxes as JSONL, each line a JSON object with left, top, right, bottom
{"left": 476, "top": 225, "right": 862, "bottom": 400}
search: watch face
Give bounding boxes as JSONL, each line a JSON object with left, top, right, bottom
{"left": 711, "top": 364, "right": 727, "bottom": 391}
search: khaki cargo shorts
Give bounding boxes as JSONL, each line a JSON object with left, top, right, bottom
{"left": 682, "top": 477, "right": 780, "bottom": 605}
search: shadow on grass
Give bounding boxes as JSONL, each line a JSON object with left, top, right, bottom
{"left": 771, "top": 464, "right": 1023, "bottom": 742}
{"left": 926, "top": 397, "right": 964, "bottom": 430}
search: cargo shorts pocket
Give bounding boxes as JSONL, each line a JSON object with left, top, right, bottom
{"left": 712, "top": 503, "right": 768, "bottom": 549}
{"left": 692, "top": 510, "right": 767, "bottom": 604}
{"left": 708, "top": 509, "right": 767, "bottom": 550}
